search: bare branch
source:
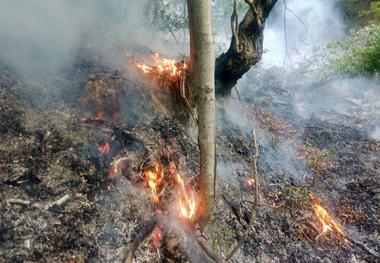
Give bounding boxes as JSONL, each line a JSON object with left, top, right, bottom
{"left": 231, "top": 0, "right": 240, "bottom": 51}
{"left": 194, "top": 224, "right": 224, "bottom": 263}
{"left": 225, "top": 129, "right": 259, "bottom": 261}
{"left": 124, "top": 215, "right": 159, "bottom": 263}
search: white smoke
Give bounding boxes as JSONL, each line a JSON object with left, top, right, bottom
{"left": 263, "top": 0, "right": 346, "bottom": 66}
{"left": 0, "top": 0, "right": 151, "bottom": 77}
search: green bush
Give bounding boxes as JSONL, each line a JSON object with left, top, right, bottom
{"left": 328, "top": 23, "right": 380, "bottom": 75}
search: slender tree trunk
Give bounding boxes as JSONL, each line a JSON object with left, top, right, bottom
{"left": 187, "top": 0, "right": 215, "bottom": 228}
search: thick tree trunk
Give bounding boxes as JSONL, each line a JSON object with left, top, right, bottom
{"left": 187, "top": 0, "right": 215, "bottom": 228}
{"left": 215, "top": 0, "right": 278, "bottom": 96}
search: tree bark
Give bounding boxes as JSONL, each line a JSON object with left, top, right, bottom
{"left": 215, "top": 0, "right": 278, "bottom": 96}
{"left": 187, "top": 0, "right": 216, "bottom": 228}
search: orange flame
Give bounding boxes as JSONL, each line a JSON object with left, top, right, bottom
{"left": 175, "top": 173, "right": 196, "bottom": 220}
{"left": 144, "top": 162, "right": 164, "bottom": 205}
{"left": 134, "top": 53, "right": 186, "bottom": 79}
{"left": 313, "top": 203, "right": 344, "bottom": 238}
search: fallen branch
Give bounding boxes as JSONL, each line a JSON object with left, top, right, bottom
{"left": 124, "top": 215, "right": 159, "bottom": 263}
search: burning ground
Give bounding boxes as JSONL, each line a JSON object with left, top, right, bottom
{"left": 0, "top": 46, "right": 379, "bottom": 263}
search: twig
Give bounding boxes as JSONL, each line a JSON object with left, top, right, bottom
{"left": 7, "top": 199, "right": 31, "bottom": 206}
{"left": 346, "top": 236, "right": 380, "bottom": 259}
{"left": 231, "top": 0, "right": 240, "bottom": 51}
{"left": 194, "top": 224, "right": 224, "bottom": 263}
{"left": 179, "top": 69, "right": 198, "bottom": 124}
{"left": 124, "top": 215, "right": 159, "bottom": 263}
{"left": 45, "top": 193, "right": 72, "bottom": 210}
{"left": 225, "top": 129, "right": 259, "bottom": 261}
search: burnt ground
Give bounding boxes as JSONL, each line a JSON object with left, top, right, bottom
{"left": 0, "top": 50, "right": 379, "bottom": 263}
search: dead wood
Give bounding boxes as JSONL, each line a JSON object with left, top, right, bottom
{"left": 124, "top": 215, "right": 159, "bottom": 263}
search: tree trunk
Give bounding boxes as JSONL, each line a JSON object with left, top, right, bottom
{"left": 215, "top": 0, "right": 278, "bottom": 96}
{"left": 187, "top": 0, "right": 216, "bottom": 228}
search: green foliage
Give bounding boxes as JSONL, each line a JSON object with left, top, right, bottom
{"left": 328, "top": 23, "right": 380, "bottom": 75}
{"left": 327, "top": 1, "right": 380, "bottom": 75}
{"left": 361, "top": 0, "right": 380, "bottom": 22}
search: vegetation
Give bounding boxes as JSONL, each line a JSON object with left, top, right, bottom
{"left": 329, "top": 1, "right": 380, "bottom": 75}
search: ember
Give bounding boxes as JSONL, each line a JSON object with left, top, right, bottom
{"left": 247, "top": 177, "right": 255, "bottom": 187}
{"left": 133, "top": 53, "right": 187, "bottom": 80}
{"left": 149, "top": 227, "right": 163, "bottom": 251}
{"left": 97, "top": 140, "right": 110, "bottom": 155}
{"left": 313, "top": 203, "right": 344, "bottom": 239}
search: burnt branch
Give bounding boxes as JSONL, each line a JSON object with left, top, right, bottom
{"left": 124, "top": 215, "right": 159, "bottom": 263}
{"left": 215, "top": 0, "right": 278, "bottom": 96}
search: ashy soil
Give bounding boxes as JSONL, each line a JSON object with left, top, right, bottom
{"left": 0, "top": 47, "right": 379, "bottom": 263}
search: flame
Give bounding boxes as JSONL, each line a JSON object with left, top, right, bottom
{"left": 175, "top": 173, "right": 196, "bottom": 220}
{"left": 97, "top": 140, "right": 110, "bottom": 155}
{"left": 313, "top": 203, "right": 344, "bottom": 238}
{"left": 247, "top": 178, "right": 255, "bottom": 186}
{"left": 144, "top": 162, "right": 164, "bottom": 205}
{"left": 80, "top": 112, "right": 106, "bottom": 124}
{"left": 134, "top": 53, "right": 187, "bottom": 79}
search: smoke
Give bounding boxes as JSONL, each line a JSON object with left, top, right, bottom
{"left": 263, "top": 0, "right": 346, "bottom": 66}
{"left": 0, "top": 0, "right": 153, "bottom": 78}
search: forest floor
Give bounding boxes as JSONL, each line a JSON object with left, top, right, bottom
{"left": 0, "top": 46, "right": 379, "bottom": 263}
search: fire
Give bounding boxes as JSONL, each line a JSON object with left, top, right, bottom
{"left": 175, "top": 173, "right": 196, "bottom": 220}
{"left": 144, "top": 162, "right": 164, "bottom": 205}
{"left": 134, "top": 53, "right": 187, "bottom": 79}
{"left": 142, "top": 160, "right": 197, "bottom": 220}
{"left": 313, "top": 203, "right": 344, "bottom": 239}
{"left": 97, "top": 140, "right": 110, "bottom": 155}
{"left": 247, "top": 177, "right": 255, "bottom": 186}
{"left": 149, "top": 227, "right": 163, "bottom": 250}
